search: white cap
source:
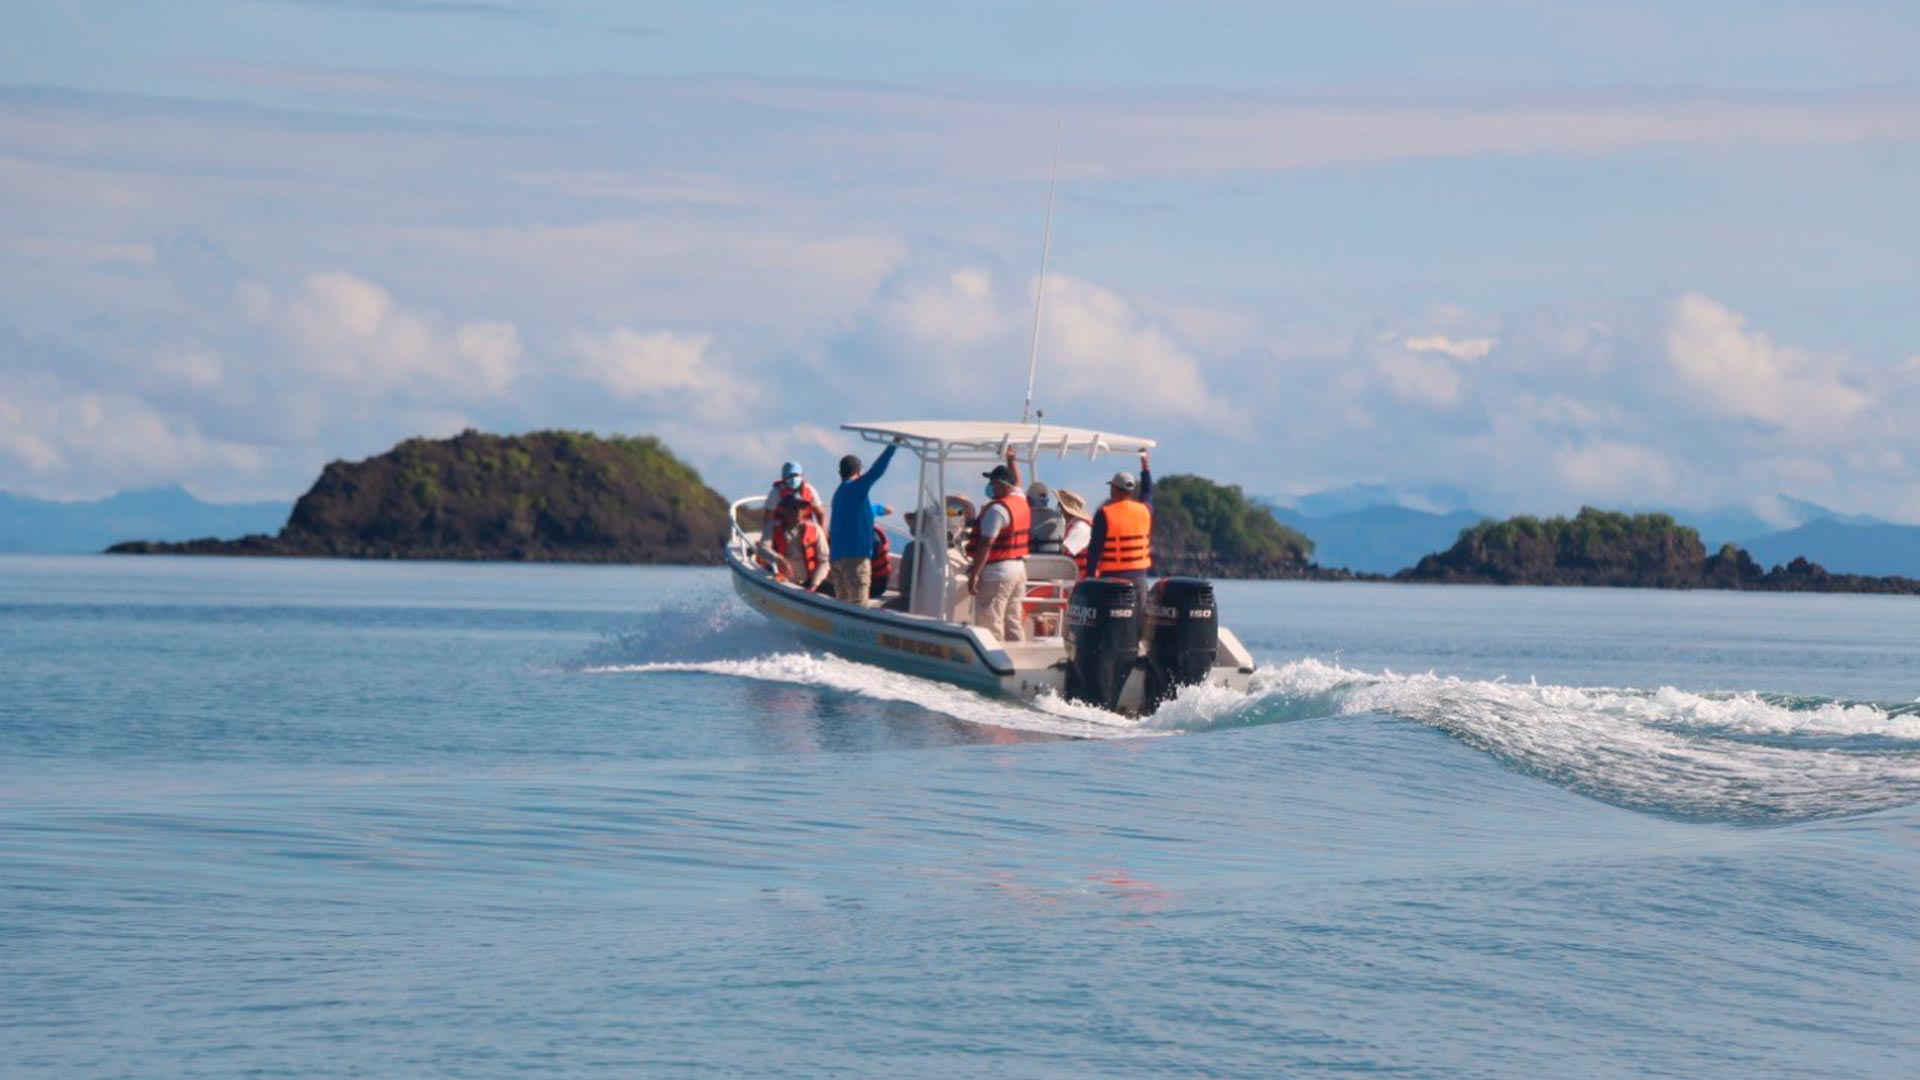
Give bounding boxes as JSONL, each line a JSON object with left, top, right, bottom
{"left": 1108, "top": 470, "right": 1137, "bottom": 492}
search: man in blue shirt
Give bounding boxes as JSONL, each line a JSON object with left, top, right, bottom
{"left": 827, "top": 439, "right": 900, "bottom": 605}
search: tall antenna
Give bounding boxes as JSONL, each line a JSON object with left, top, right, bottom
{"left": 1020, "top": 119, "right": 1062, "bottom": 426}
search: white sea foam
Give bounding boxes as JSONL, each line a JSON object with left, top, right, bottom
{"left": 1163, "top": 659, "right": 1920, "bottom": 820}
{"left": 582, "top": 604, "right": 1920, "bottom": 820}
{"left": 585, "top": 654, "right": 1154, "bottom": 741}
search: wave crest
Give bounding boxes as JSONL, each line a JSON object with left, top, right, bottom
{"left": 1159, "top": 659, "right": 1920, "bottom": 822}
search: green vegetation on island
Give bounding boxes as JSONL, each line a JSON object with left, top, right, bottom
{"left": 1150, "top": 474, "right": 1350, "bottom": 579}
{"left": 108, "top": 430, "right": 729, "bottom": 564}
{"left": 1399, "top": 506, "right": 1920, "bottom": 593}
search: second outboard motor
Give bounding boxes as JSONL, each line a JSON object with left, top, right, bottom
{"left": 1063, "top": 577, "right": 1140, "bottom": 711}
{"left": 1143, "top": 577, "right": 1219, "bottom": 711}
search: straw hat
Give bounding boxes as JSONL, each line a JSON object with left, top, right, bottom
{"left": 1055, "top": 488, "right": 1090, "bottom": 522}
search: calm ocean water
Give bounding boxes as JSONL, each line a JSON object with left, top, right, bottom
{"left": 4, "top": 554, "right": 1919, "bottom": 1078}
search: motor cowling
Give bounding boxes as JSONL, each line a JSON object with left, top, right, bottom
{"left": 1143, "top": 577, "right": 1219, "bottom": 711}
{"left": 1063, "top": 577, "right": 1140, "bottom": 711}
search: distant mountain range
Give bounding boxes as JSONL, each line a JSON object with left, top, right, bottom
{"left": 1272, "top": 482, "right": 1480, "bottom": 519}
{"left": 1264, "top": 485, "right": 1920, "bottom": 577}
{"left": 1739, "top": 519, "right": 1920, "bottom": 579}
{"left": 1268, "top": 503, "right": 1488, "bottom": 575}
{"left": 0, "top": 486, "right": 291, "bottom": 554}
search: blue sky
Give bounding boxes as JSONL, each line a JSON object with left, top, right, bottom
{"left": 3, "top": 0, "right": 1919, "bottom": 523}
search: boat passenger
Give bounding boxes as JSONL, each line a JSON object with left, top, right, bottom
{"left": 1027, "top": 481, "right": 1066, "bottom": 554}
{"left": 870, "top": 523, "right": 893, "bottom": 596}
{"left": 967, "top": 463, "right": 1030, "bottom": 642}
{"left": 774, "top": 513, "right": 829, "bottom": 592}
{"left": 892, "top": 509, "right": 925, "bottom": 609}
{"left": 763, "top": 461, "right": 822, "bottom": 543}
{"left": 1084, "top": 452, "right": 1153, "bottom": 587}
{"left": 827, "top": 439, "right": 901, "bottom": 606}
{"left": 1055, "top": 489, "right": 1093, "bottom": 575}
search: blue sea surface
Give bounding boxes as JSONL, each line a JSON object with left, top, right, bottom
{"left": 4, "top": 555, "right": 1919, "bottom": 1077}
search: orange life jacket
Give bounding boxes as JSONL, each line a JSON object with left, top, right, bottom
{"left": 983, "top": 493, "right": 1030, "bottom": 563}
{"left": 767, "top": 481, "right": 821, "bottom": 532}
{"left": 1094, "top": 499, "right": 1152, "bottom": 575}
{"left": 871, "top": 524, "right": 891, "bottom": 576}
{"left": 774, "top": 519, "right": 824, "bottom": 584}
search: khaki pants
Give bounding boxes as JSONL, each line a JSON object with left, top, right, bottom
{"left": 973, "top": 560, "right": 1028, "bottom": 643}
{"left": 830, "top": 557, "right": 872, "bottom": 606}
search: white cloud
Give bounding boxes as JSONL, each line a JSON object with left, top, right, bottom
{"left": 1553, "top": 441, "right": 1677, "bottom": 502}
{"left": 1405, "top": 335, "right": 1496, "bottom": 361}
{"left": 1663, "top": 292, "right": 1866, "bottom": 435}
{"left": 1032, "top": 274, "right": 1236, "bottom": 426}
{"left": 0, "top": 371, "right": 267, "bottom": 496}
{"left": 573, "top": 328, "right": 718, "bottom": 397}
{"left": 1376, "top": 349, "right": 1462, "bottom": 407}
{"left": 1215, "top": 291, "right": 1920, "bottom": 518}
{"left": 261, "top": 271, "right": 523, "bottom": 398}
{"left": 828, "top": 255, "right": 1235, "bottom": 433}
{"left": 894, "top": 267, "right": 1006, "bottom": 351}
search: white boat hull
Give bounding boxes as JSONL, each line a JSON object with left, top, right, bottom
{"left": 726, "top": 548, "right": 1255, "bottom": 714}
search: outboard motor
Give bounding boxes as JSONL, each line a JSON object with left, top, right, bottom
{"left": 1063, "top": 578, "right": 1140, "bottom": 711}
{"left": 1143, "top": 577, "right": 1219, "bottom": 711}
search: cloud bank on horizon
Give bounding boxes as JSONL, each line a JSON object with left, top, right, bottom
{"left": 1, "top": 0, "right": 1918, "bottom": 523}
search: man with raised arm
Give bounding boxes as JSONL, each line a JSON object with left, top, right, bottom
{"left": 1083, "top": 451, "right": 1154, "bottom": 587}
{"left": 827, "top": 439, "right": 900, "bottom": 606}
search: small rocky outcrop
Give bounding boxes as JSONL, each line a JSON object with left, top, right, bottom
{"left": 1399, "top": 507, "right": 1920, "bottom": 594}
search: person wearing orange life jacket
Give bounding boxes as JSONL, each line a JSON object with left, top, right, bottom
{"left": 762, "top": 461, "right": 822, "bottom": 544}
{"left": 869, "top": 524, "right": 893, "bottom": 597}
{"left": 1083, "top": 451, "right": 1154, "bottom": 588}
{"left": 772, "top": 510, "right": 829, "bottom": 593}
{"left": 965, "top": 457, "right": 1030, "bottom": 643}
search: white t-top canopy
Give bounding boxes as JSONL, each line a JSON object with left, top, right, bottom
{"left": 842, "top": 420, "right": 1155, "bottom": 460}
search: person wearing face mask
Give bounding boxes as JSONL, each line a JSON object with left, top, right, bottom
{"left": 966, "top": 461, "right": 1030, "bottom": 642}
{"left": 762, "top": 461, "right": 822, "bottom": 545}
{"left": 1026, "top": 481, "right": 1066, "bottom": 554}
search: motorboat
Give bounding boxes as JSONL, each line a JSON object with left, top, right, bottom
{"left": 725, "top": 419, "right": 1257, "bottom": 715}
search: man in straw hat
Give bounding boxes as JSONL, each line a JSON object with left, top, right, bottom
{"left": 1054, "top": 488, "right": 1093, "bottom": 575}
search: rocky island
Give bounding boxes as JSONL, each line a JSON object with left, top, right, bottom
{"left": 1398, "top": 507, "right": 1920, "bottom": 594}
{"left": 109, "top": 430, "right": 729, "bottom": 564}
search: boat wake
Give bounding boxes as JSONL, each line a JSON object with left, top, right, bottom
{"left": 1158, "top": 659, "right": 1920, "bottom": 822}
{"left": 580, "top": 598, "right": 1920, "bottom": 822}
{"left": 579, "top": 593, "right": 1143, "bottom": 739}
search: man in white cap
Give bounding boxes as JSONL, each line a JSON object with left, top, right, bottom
{"left": 1084, "top": 451, "right": 1154, "bottom": 587}
{"left": 966, "top": 461, "right": 1030, "bottom": 642}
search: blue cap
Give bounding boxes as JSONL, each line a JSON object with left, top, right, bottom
{"left": 781, "top": 461, "right": 803, "bottom": 479}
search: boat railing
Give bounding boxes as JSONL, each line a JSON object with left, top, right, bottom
{"left": 733, "top": 490, "right": 1071, "bottom": 636}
